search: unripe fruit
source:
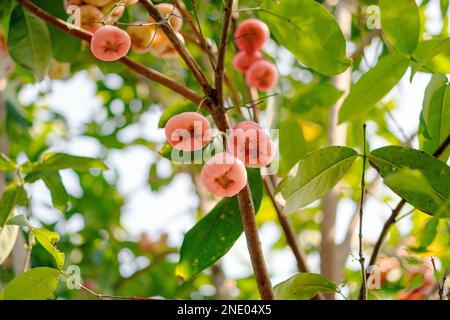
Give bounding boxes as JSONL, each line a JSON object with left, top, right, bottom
{"left": 101, "top": 1, "right": 125, "bottom": 24}
{"left": 245, "top": 60, "right": 278, "bottom": 91}
{"left": 80, "top": 5, "right": 104, "bottom": 33}
{"left": 227, "top": 121, "right": 274, "bottom": 168}
{"left": 127, "top": 24, "right": 154, "bottom": 53}
{"left": 234, "top": 18, "right": 269, "bottom": 53}
{"left": 83, "top": 0, "right": 111, "bottom": 7}
{"left": 151, "top": 32, "right": 184, "bottom": 58}
{"left": 201, "top": 152, "right": 247, "bottom": 197}
{"left": 90, "top": 25, "right": 131, "bottom": 61}
{"left": 164, "top": 112, "right": 211, "bottom": 151}
{"left": 232, "top": 50, "right": 263, "bottom": 73}
{"left": 148, "top": 3, "right": 183, "bottom": 31}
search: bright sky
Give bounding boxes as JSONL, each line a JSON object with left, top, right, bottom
{"left": 16, "top": 0, "right": 447, "bottom": 297}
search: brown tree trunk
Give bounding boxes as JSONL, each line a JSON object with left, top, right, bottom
{"left": 320, "top": 0, "right": 352, "bottom": 298}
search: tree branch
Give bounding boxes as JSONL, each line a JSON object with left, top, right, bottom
{"left": 138, "top": 0, "right": 211, "bottom": 94}
{"left": 215, "top": 0, "right": 233, "bottom": 108}
{"left": 16, "top": 0, "right": 205, "bottom": 107}
{"left": 358, "top": 124, "right": 367, "bottom": 300}
{"left": 361, "top": 133, "right": 450, "bottom": 298}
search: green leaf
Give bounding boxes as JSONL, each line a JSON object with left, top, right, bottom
{"left": 380, "top": 0, "right": 420, "bottom": 56}
{"left": 419, "top": 75, "right": 450, "bottom": 159}
{"left": 411, "top": 38, "right": 450, "bottom": 80}
{"left": 419, "top": 217, "right": 439, "bottom": 249}
{"left": 291, "top": 83, "right": 343, "bottom": 114}
{"left": 158, "top": 100, "right": 198, "bottom": 128}
{"left": 412, "top": 39, "right": 450, "bottom": 74}
{"left": 176, "top": 169, "right": 263, "bottom": 280}
{"left": 7, "top": 5, "right": 52, "bottom": 80}
{"left": 0, "top": 267, "right": 60, "bottom": 300}
{"left": 0, "top": 153, "right": 17, "bottom": 171}
{"left": 21, "top": 153, "right": 107, "bottom": 175}
{"left": 279, "top": 117, "right": 308, "bottom": 174}
{"left": 0, "top": 184, "right": 22, "bottom": 227}
{"left": 276, "top": 146, "right": 358, "bottom": 214}
{"left": 26, "top": 171, "right": 69, "bottom": 213}
{"left": 0, "top": 209, "right": 19, "bottom": 266}
{"left": 339, "top": 52, "right": 409, "bottom": 124}
{"left": 369, "top": 146, "right": 450, "bottom": 218}
{"left": 31, "top": 228, "right": 65, "bottom": 269}
{"left": 273, "top": 273, "right": 336, "bottom": 300}
{"left": 260, "top": 0, "right": 351, "bottom": 76}
{"left": 6, "top": 214, "right": 32, "bottom": 228}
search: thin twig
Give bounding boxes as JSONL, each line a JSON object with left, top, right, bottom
{"left": 215, "top": 0, "right": 233, "bottom": 108}
{"left": 138, "top": 0, "right": 211, "bottom": 94}
{"left": 358, "top": 124, "right": 367, "bottom": 300}
{"left": 177, "top": 1, "right": 241, "bottom": 106}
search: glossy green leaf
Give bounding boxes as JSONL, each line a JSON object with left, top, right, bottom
{"left": 0, "top": 153, "right": 17, "bottom": 171}
{"left": 7, "top": 5, "right": 52, "bottom": 80}
{"left": 31, "top": 228, "right": 65, "bottom": 269}
{"left": 412, "top": 39, "right": 450, "bottom": 73}
{"left": 411, "top": 38, "right": 450, "bottom": 80}
{"left": 276, "top": 146, "right": 358, "bottom": 214}
{"left": 419, "top": 217, "right": 439, "bottom": 249}
{"left": 260, "top": 0, "right": 351, "bottom": 76}
{"left": 0, "top": 267, "right": 60, "bottom": 300}
{"left": 0, "top": 209, "right": 19, "bottom": 266}
{"left": 419, "top": 74, "right": 450, "bottom": 159}
{"left": 291, "top": 83, "right": 343, "bottom": 114}
{"left": 279, "top": 118, "right": 308, "bottom": 174}
{"left": 380, "top": 0, "right": 420, "bottom": 56}
{"left": 0, "top": 184, "right": 22, "bottom": 227}
{"left": 26, "top": 171, "right": 69, "bottom": 213}
{"left": 21, "top": 153, "right": 107, "bottom": 175}
{"left": 369, "top": 146, "right": 450, "bottom": 218}
{"left": 176, "top": 169, "right": 263, "bottom": 280}
{"left": 274, "top": 273, "right": 336, "bottom": 300}
{"left": 339, "top": 52, "right": 409, "bottom": 123}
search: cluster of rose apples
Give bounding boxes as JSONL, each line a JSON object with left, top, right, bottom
{"left": 68, "top": 1, "right": 182, "bottom": 61}
{"left": 165, "top": 112, "right": 274, "bottom": 197}
{"left": 232, "top": 19, "right": 278, "bottom": 92}
{"left": 64, "top": 0, "right": 137, "bottom": 32}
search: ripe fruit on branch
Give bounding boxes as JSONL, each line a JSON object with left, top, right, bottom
{"left": 164, "top": 112, "right": 211, "bottom": 151}
{"left": 232, "top": 50, "right": 263, "bottom": 74}
{"left": 201, "top": 152, "right": 247, "bottom": 197}
{"left": 90, "top": 25, "right": 131, "bottom": 61}
{"left": 234, "top": 18, "right": 269, "bottom": 53}
{"left": 148, "top": 3, "right": 183, "bottom": 32}
{"left": 227, "top": 121, "right": 274, "bottom": 168}
{"left": 80, "top": 5, "right": 104, "bottom": 33}
{"left": 245, "top": 60, "right": 278, "bottom": 91}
